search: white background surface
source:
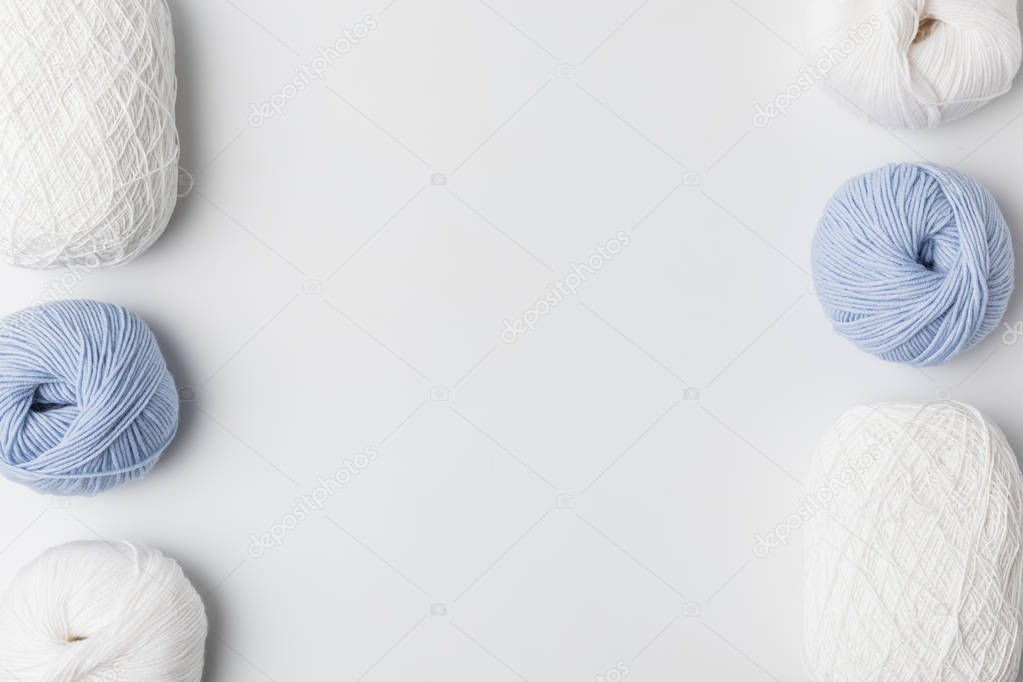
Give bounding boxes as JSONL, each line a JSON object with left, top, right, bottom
{"left": 4, "top": 1, "right": 1023, "bottom": 680}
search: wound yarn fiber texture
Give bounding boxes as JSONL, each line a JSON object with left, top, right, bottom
{"left": 812, "top": 162, "right": 1013, "bottom": 366}
{"left": 0, "top": 299, "right": 178, "bottom": 495}
{"left": 0, "top": 0, "right": 179, "bottom": 268}
{"left": 804, "top": 401, "right": 1023, "bottom": 681}
{"left": 809, "top": 0, "right": 1022, "bottom": 128}
{"left": 0, "top": 541, "right": 206, "bottom": 681}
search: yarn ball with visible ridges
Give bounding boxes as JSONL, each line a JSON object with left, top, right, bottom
{"left": 0, "top": 299, "right": 178, "bottom": 495}
{"left": 809, "top": 0, "right": 1022, "bottom": 128}
{"left": 812, "top": 162, "right": 1013, "bottom": 366}
{"left": 0, "top": 541, "right": 206, "bottom": 681}
{"left": 0, "top": 0, "right": 179, "bottom": 268}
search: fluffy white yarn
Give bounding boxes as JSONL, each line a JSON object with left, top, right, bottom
{"left": 0, "top": 541, "right": 206, "bottom": 681}
{"left": 810, "top": 0, "right": 1022, "bottom": 128}
{"left": 804, "top": 401, "right": 1023, "bottom": 681}
{"left": 0, "top": 0, "right": 179, "bottom": 268}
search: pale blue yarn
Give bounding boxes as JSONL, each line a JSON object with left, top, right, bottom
{"left": 0, "top": 300, "right": 178, "bottom": 495}
{"left": 813, "top": 163, "right": 1014, "bottom": 366}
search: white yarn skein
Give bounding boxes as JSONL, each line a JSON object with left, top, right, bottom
{"left": 804, "top": 402, "right": 1023, "bottom": 681}
{"left": 0, "top": 0, "right": 179, "bottom": 268}
{"left": 809, "top": 0, "right": 1022, "bottom": 128}
{"left": 0, "top": 541, "right": 206, "bottom": 681}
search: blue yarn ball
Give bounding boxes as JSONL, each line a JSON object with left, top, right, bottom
{"left": 812, "top": 163, "right": 1014, "bottom": 366}
{"left": 0, "top": 300, "right": 178, "bottom": 495}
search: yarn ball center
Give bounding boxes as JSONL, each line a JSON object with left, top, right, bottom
{"left": 29, "top": 383, "right": 75, "bottom": 413}
{"left": 913, "top": 15, "right": 940, "bottom": 44}
{"left": 914, "top": 218, "right": 958, "bottom": 274}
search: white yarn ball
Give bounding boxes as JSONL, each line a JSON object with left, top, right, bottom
{"left": 0, "top": 0, "right": 179, "bottom": 269}
{"left": 810, "top": 0, "right": 1022, "bottom": 128}
{"left": 804, "top": 401, "right": 1023, "bottom": 681}
{"left": 0, "top": 541, "right": 206, "bottom": 681}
